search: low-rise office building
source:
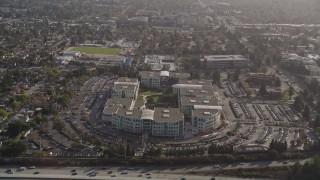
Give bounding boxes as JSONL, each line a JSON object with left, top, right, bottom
{"left": 173, "top": 79, "right": 213, "bottom": 95}
{"left": 143, "top": 55, "right": 176, "bottom": 71}
{"left": 200, "top": 55, "right": 249, "bottom": 69}
{"left": 111, "top": 78, "right": 139, "bottom": 99}
{"left": 192, "top": 109, "right": 221, "bottom": 134}
{"left": 179, "top": 96, "right": 221, "bottom": 116}
{"left": 139, "top": 71, "right": 190, "bottom": 89}
{"left": 179, "top": 88, "right": 214, "bottom": 99}
{"left": 98, "top": 56, "right": 127, "bottom": 66}
{"left": 102, "top": 98, "right": 135, "bottom": 122}
{"left": 111, "top": 108, "right": 184, "bottom": 137}
{"left": 152, "top": 108, "right": 184, "bottom": 137}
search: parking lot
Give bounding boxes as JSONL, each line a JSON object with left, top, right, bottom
{"left": 208, "top": 77, "right": 318, "bottom": 151}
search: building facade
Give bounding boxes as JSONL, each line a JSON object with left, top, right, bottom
{"left": 191, "top": 109, "right": 221, "bottom": 134}
{"left": 140, "top": 71, "right": 190, "bottom": 89}
{"left": 111, "top": 108, "right": 184, "bottom": 137}
{"left": 200, "top": 55, "right": 250, "bottom": 69}
{"left": 111, "top": 78, "right": 139, "bottom": 99}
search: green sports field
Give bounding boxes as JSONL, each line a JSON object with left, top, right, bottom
{"left": 70, "top": 46, "right": 121, "bottom": 55}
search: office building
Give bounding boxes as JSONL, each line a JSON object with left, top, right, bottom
{"left": 191, "top": 109, "right": 221, "bottom": 134}
{"left": 200, "top": 55, "right": 249, "bottom": 69}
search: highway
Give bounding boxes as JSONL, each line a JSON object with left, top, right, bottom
{"left": 0, "top": 158, "right": 311, "bottom": 180}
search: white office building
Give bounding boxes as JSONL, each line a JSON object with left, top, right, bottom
{"left": 140, "top": 71, "right": 190, "bottom": 89}
{"left": 179, "top": 96, "right": 221, "bottom": 116}
{"left": 200, "top": 55, "right": 249, "bottom": 69}
{"left": 191, "top": 109, "right": 221, "bottom": 134}
{"left": 111, "top": 108, "right": 184, "bottom": 137}
{"left": 111, "top": 78, "right": 139, "bottom": 99}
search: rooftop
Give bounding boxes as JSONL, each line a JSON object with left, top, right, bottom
{"left": 139, "top": 71, "right": 190, "bottom": 79}
{"left": 116, "top": 109, "right": 141, "bottom": 119}
{"left": 141, "top": 109, "right": 155, "bottom": 120}
{"left": 103, "top": 106, "right": 119, "bottom": 115}
{"left": 201, "top": 55, "right": 248, "bottom": 61}
{"left": 113, "top": 84, "right": 137, "bottom": 91}
{"left": 192, "top": 109, "right": 220, "bottom": 117}
{"left": 154, "top": 108, "right": 184, "bottom": 122}
{"left": 172, "top": 84, "right": 203, "bottom": 89}
{"left": 180, "top": 96, "right": 218, "bottom": 106}
{"left": 105, "top": 98, "right": 134, "bottom": 110}
{"left": 179, "top": 88, "right": 213, "bottom": 96}
{"left": 117, "top": 77, "right": 139, "bottom": 84}
{"left": 128, "top": 16, "right": 148, "bottom": 22}
{"left": 140, "top": 71, "right": 161, "bottom": 77}
{"left": 178, "top": 79, "right": 213, "bottom": 90}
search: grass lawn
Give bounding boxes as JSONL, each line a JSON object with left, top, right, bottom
{"left": 70, "top": 46, "right": 121, "bottom": 55}
{"left": 139, "top": 90, "right": 161, "bottom": 96}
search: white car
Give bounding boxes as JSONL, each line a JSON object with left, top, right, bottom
{"left": 18, "top": 167, "right": 26, "bottom": 171}
{"left": 111, "top": 174, "right": 117, "bottom": 177}
{"left": 213, "top": 165, "right": 221, "bottom": 168}
{"left": 29, "top": 166, "right": 36, "bottom": 169}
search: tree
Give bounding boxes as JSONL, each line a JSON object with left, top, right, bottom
{"left": 303, "top": 89, "right": 309, "bottom": 98}
{"left": 0, "top": 109, "right": 9, "bottom": 119}
{"left": 212, "top": 70, "right": 221, "bottom": 84}
{"left": 303, "top": 105, "right": 310, "bottom": 121}
{"left": 274, "top": 77, "right": 281, "bottom": 87}
{"left": 234, "top": 68, "right": 241, "bottom": 81}
{"left": 293, "top": 97, "right": 304, "bottom": 112}
{"left": 52, "top": 116, "right": 65, "bottom": 131}
{"left": 269, "top": 139, "right": 287, "bottom": 153}
{"left": 259, "top": 84, "right": 267, "bottom": 96}
{"left": 15, "top": 94, "right": 30, "bottom": 103}
{"left": 7, "top": 121, "right": 30, "bottom": 138}
{"left": 11, "top": 101, "right": 20, "bottom": 111}
{"left": 287, "top": 156, "right": 320, "bottom": 180}
{"left": 316, "top": 100, "right": 320, "bottom": 113}
{"left": 1, "top": 141, "right": 26, "bottom": 157}
{"left": 289, "top": 86, "right": 295, "bottom": 97}
{"left": 314, "top": 115, "right": 320, "bottom": 129}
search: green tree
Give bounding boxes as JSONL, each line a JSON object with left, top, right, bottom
{"left": 1, "top": 141, "right": 26, "bottom": 157}
{"left": 11, "top": 101, "right": 20, "bottom": 111}
{"left": 7, "top": 121, "right": 30, "bottom": 138}
{"left": 314, "top": 115, "right": 320, "bottom": 129}
{"left": 269, "top": 139, "right": 287, "bottom": 153}
{"left": 316, "top": 100, "right": 320, "bottom": 113}
{"left": 52, "top": 116, "right": 65, "bottom": 131}
{"left": 274, "top": 77, "right": 281, "bottom": 87}
{"left": 234, "top": 69, "right": 241, "bottom": 81}
{"left": 212, "top": 70, "right": 221, "bottom": 84}
{"left": 289, "top": 86, "right": 295, "bottom": 97}
{"left": 303, "top": 105, "right": 310, "bottom": 121}
{"left": 0, "top": 109, "right": 9, "bottom": 119}
{"left": 259, "top": 84, "right": 267, "bottom": 96}
{"left": 15, "top": 94, "right": 30, "bottom": 103}
{"left": 293, "top": 97, "right": 304, "bottom": 112}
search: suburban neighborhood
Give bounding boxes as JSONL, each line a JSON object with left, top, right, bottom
{"left": 0, "top": 0, "right": 320, "bottom": 180}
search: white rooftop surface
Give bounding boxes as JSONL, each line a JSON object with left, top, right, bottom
{"left": 160, "top": 70, "right": 170, "bottom": 77}
{"left": 141, "top": 109, "right": 155, "bottom": 120}
{"left": 172, "top": 84, "right": 203, "bottom": 89}
{"left": 114, "top": 81, "right": 139, "bottom": 86}
{"left": 193, "top": 105, "right": 223, "bottom": 111}
{"left": 203, "top": 55, "right": 247, "bottom": 61}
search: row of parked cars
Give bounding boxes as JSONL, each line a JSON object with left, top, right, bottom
{"left": 5, "top": 166, "right": 36, "bottom": 174}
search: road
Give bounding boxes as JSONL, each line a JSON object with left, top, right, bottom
{"left": 0, "top": 158, "right": 311, "bottom": 180}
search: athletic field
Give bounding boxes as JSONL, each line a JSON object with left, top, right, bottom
{"left": 70, "top": 46, "right": 121, "bottom": 55}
